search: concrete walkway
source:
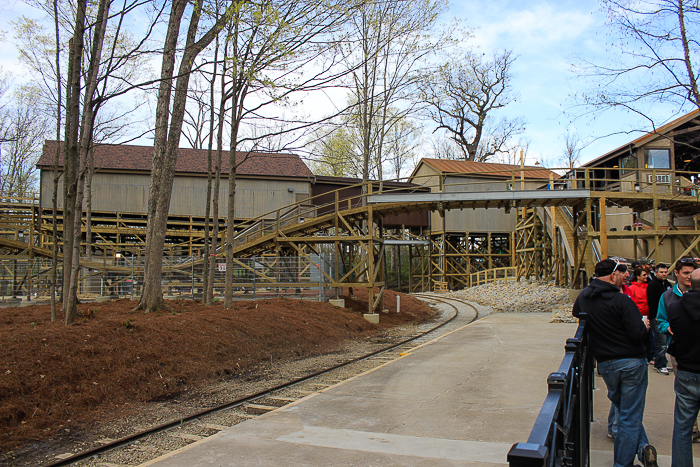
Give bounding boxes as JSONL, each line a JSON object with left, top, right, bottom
{"left": 142, "top": 313, "right": 696, "bottom": 466}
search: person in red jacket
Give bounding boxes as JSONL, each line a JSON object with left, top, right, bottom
{"left": 630, "top": 268, "right": 650, "bottom": 317}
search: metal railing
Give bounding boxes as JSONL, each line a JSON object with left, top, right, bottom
{"left": 508, "top": 314, "right": 593, "bottom": 467}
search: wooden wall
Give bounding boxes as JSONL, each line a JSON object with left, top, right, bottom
{"left": 411, "top": 166, "right": 549, "bottom": 234}
{"left": 40, "top": 171, "right": 312, "bottom": 219}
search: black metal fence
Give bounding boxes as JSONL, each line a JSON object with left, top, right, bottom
{"left": 507, "top": 314, "right": 593, "bottom": 467}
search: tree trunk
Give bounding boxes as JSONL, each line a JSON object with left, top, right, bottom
{"left": 224, "top": 118, "right": 240, "bottom": 309}
{"left": 62, "top": 0, "right": 87, "bottom": 324}
{"left": 137, "top": 0, "right": 231, "bottom": 312}
{"left": 202, "top": 31, "right": 219, "bottom": 303}
{"left": 136, "top": 0, "right": 186, "bottom": 313}
{"left": 85, "top": 147, "right": 95, "bottom": 260}
{"left": 50, "top": 0, "right": 61, "bottom": 323}
{"left": 207, "top": 91, "right": 226, "bottom": 305}
{"left": 64, "top": 0, "right": 109, "bottom": 323}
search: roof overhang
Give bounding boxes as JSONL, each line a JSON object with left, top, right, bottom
{"left": 368, "top": 189, "right": 591, "bottom": 204}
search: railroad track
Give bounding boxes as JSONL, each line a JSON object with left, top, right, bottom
{"left": 48, "top": 294, "right": 480, "bottom": 467}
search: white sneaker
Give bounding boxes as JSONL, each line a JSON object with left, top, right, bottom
{"left": 656, "top": 367, "right": 669, "bottom": 375}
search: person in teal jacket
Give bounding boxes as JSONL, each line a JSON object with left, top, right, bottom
{"left": 657, "top": 258, "right": 698, "bottom": 346}
{"left": 657, "top": 257, "right": 699, "bottom": 444}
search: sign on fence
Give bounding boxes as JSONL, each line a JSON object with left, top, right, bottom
{"left": 218, "top": 263, "right": 226, "bottom": 272}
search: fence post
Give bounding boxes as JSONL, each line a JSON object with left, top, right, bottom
{"left": 191, "top": 258, "right": 195, "bottom": 300}
{"left": 27, "top": 259, "right": 32, "bottom": 301}
{"left": 253, "top": 258, "right": 257, "bottom": 300}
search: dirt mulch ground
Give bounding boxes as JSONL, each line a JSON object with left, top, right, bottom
{"left": 0, "top": 288, "right": 432, "bottom": 454}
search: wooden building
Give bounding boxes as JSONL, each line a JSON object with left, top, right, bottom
{"left": 36, "top": 141, "right": 315, "bottom": 255}
{"left": 311, "top": 175, "right": 429, "bottom": 229}
{"left": 38, "top": 141, "right": 314, "bottom": 221}
{"left": 407, "top": 158, "right": 558, "bottom": 287}
{"left": 409, "top": 158, "right": 558, "bottom": 233}
{"left": 564, "top": 110, "right": 700, "bottom": 262}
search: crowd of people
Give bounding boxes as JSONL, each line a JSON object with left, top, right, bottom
{"left": 573, "top": 256, "right": 700, "bottom": 467}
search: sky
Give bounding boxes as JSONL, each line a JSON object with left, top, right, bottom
{"left": 0, "top": 0, "right": 689, "bottom": 168}
{"left": 447, "top": 0, "right": 685, "bottom": 166}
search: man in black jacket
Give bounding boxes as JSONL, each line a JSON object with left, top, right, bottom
{"left": 668, "top": 269, "right": 700, "bottom": 466}
{"left": 647, "top": 263, "right": 673, "bottom": 374}
{"left": 573, "top": 258, "right": 657, "bottom": 467}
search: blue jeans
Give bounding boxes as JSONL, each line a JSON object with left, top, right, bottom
{"left": 672, "top": 370, "right": 700, "bottom": 467}
{"left": 598, "top": 358, "right": 649, "bottom": 467}
{"left": 609, "top": 403, "right": 619, "bottom": 436}
{"left": 650, "top": 319, "right": 668, "bottom": 369}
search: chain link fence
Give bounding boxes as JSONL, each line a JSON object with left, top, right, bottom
{"left": 0, "top": 255, "right": 335, "bottom": 304}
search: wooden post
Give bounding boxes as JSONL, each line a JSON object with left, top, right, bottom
{"left": 520, "top": 150, "right": 525, "bottom": 218}
{"left": 487, "top": 232, "right": 493, "bottom": 269}
{"left": 334, "top": 191, "right": 339, "bottom": 299}
{"left": 511, "top": 233, "right": 516, "bottom": 279}
{"left": 441, "top": 215, "right": 446, "bottom": 286}
{"left": 572, "top": 209, "right": 579, "bottom": 288}
{"left": 653, "top": 195, "right": 660, "bottom": 264}
{"left": 367, "top": 182, "right": 375, "bottom": 313}
{"left": 599, "top": 197, "right": 608, "bottom": 259}
{"left": 408, "top": 244, "right": 413, "bottom": 293}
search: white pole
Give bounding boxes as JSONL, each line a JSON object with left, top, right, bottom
{"left": 396, "top": 295, "right": 400, "bottom": 313}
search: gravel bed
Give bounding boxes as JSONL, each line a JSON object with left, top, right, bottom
{"left": 446, "top": 280, "right": 577, "bottom": 323}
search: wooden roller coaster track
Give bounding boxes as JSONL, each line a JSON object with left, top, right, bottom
{"left": 2, "top": 167, "right": 700, "bottom": 312}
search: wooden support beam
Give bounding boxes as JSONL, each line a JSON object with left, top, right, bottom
{"left": 599, "top": 197, "right": 608, "bottom": 258}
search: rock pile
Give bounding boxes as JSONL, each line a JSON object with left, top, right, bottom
{"left": 447, "top": 280, "right": 577, "bottom": 323}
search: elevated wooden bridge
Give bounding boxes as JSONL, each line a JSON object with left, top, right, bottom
{"left": 2, "top": 167, "right": 700, "bottom": 311}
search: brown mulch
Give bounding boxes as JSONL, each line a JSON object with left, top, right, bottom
{"left": 0, "top": 288, "right": 433, "bottom": 453}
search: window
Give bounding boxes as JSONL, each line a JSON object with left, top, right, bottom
{"left": 620, "top": 154, "right": 636, "bottom": 174}
{"left": 647, "top": 149, "right": 670, "bottom": 169}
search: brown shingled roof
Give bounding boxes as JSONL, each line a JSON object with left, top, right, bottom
{"left": 38, "top": 141, "right": 313, "bottom": 178}
{"left": 418, "top": 158, "right": 559, "bottom": 180}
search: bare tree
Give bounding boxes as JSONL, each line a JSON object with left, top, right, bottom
{"left": 136, "top": 0, "right": 234, "bottom": 313}
{"left": 560, "top": 131, "right": 583, "bottom": 169}
{"left": 339, "top": 0, "right": 446, "bottom": 190}
{"left": 182, "top": 71, "right": 213, "bottom": 150}
{"left": 419, "top": 50, "right": 525, "bottom": 162}
{"left": 211, "top": 0, "right": 360, "bottom": 308}
{"left": 60, "top": 0, "right": 88, "bottom": 323}
{"left": 494, "top": 137, "right": 530, "bottom": 165}
{"left": 51, "top": 0, "right": 61, "bottom": 323}
{"left": 579, "top": 0, "right": 700, "bottom": 117}
{"left": 428, "top": 134, "right": 458, "bottom": 160}
{"left": 0, "top": 86, "right": 49, "bottom": 197}
{"left": 15, "top": 0, "right": 160, "bottom": 323}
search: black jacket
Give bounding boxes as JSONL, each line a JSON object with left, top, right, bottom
{"left": 647, "top": 276, "right": 672, "bottom": 320}
{"left": 667, "top": 290, "right": 700, "bottom": 374}
{"left": 573, "top": 278, "right": 648, "bottom": 362}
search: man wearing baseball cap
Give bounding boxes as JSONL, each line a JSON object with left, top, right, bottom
{"left": 573, "top": 258, "right": 658, "bottom": 467}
